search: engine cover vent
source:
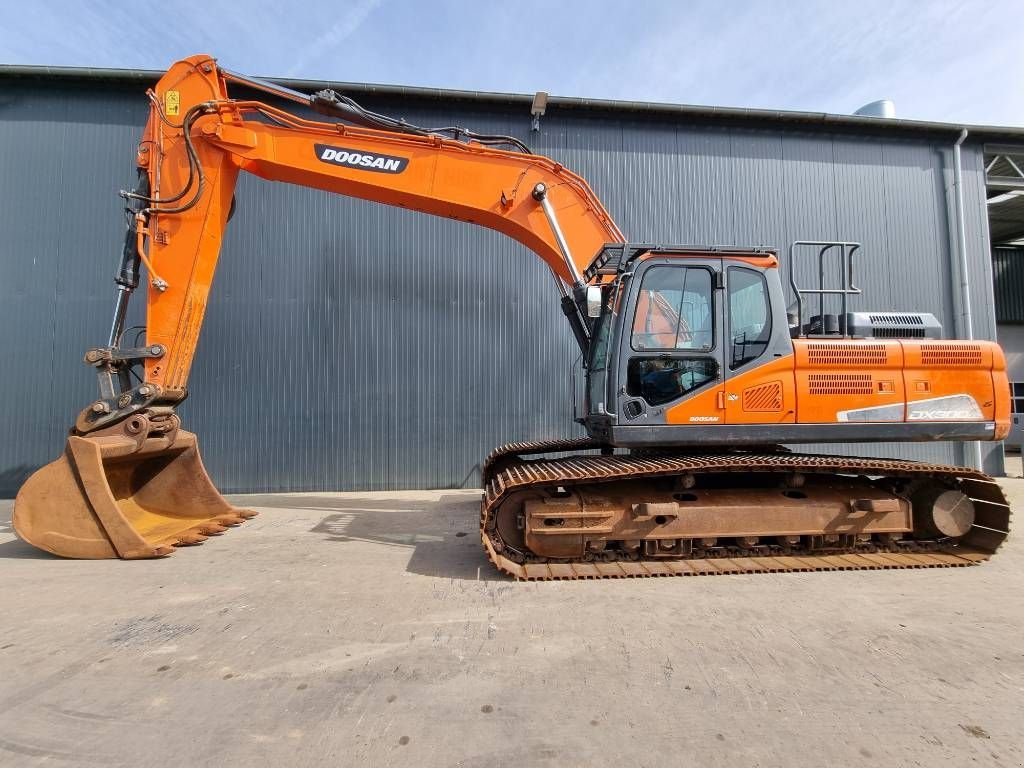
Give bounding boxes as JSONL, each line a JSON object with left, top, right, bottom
{"left": 920, "top": 343, "right": 984, "bottom": 367}
{"left": 808, "top": 373, "right": 874, "bottom": 395}
{"left": 806, "top": 342, "right": 890, "bottom": 367}
{"left": 846, "top": 312, "right": 942, "bottom": 340}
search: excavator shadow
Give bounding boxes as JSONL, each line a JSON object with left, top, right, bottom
{"left": 0, "top": 503, "right": 61, "bottom": 560}
{"left": 0, "top": 490, "right": 498, "bottom": 573}
{"left": 244, "top": 491, "right": 503, "bottom": 581}
{"left": 0, "top": 538, "right": 60, "bottom": 560}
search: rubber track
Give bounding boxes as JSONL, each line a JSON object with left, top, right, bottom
{"left": 478, "top": 443, "right": 1011, "bottom": 581}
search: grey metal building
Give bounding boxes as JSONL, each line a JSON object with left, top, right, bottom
{"left": 2, "top": 65, "right": 1023, "bottom": 495}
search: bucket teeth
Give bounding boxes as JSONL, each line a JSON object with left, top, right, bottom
{"left": 198, "top": 523, "right": 229, "bottom": 535}
{"left": 214, "top": 514, "right": 247, "bottom": 526}
{"left": 175, "top": 532, "right": 209, "bottom": 546}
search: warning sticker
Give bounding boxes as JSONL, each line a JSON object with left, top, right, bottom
{"left": 165, "top": 90, "right": 180, "bottom": 117}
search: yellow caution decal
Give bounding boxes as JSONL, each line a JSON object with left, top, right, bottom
{"left": 165, "top": 90, "right": 180, "bottom": 117}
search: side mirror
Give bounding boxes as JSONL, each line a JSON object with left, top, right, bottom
{"left": 586, "top": 286, "right": 603, "bottom": 318}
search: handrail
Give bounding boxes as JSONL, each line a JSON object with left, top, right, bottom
{"left": 788, "top": 240, "right": 863, "bottom": 337}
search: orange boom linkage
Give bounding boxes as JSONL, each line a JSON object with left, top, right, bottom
{"left": 14, "top": 56, "right": 1012, "bottom": 578}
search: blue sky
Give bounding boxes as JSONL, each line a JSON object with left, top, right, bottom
{"left": 1, "top": 0, "right": 1021, "bottom": 126}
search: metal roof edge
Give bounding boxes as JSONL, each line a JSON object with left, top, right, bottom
{"left": 2, "top": 62, "right": 1023, "bottom": 141}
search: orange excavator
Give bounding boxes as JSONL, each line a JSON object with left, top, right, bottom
{"left": 13, "top": 55, "right": 1012, "bottom": 578}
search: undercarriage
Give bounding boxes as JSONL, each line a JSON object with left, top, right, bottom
{"left": 480, "top": 439, "right": 1010, "bottom": 580}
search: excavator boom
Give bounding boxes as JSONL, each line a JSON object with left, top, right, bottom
{"left": 124, "top": 57, "right": 622, "bottom": 401}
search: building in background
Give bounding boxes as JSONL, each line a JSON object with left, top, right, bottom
{"left": 992, "top": 251, "right": 1024, "bottom": 449}
{"left": 2, "top": 65, "right": 1023, "bottom": 494}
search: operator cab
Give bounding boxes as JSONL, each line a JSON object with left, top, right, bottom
{"left": 579, "top": 244, "right": 793, "bottom": 445}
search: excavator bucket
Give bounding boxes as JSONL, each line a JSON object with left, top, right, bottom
{"left": 13, "top": 427, "right": 256, "bottom": 559}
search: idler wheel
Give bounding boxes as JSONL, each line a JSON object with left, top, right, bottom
{"left": 912, "top": 487, "right": 975, "bottom": 539}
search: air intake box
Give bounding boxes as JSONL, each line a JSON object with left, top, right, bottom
{"left": 845, "top": 312, "right": 942, "bottom": 339}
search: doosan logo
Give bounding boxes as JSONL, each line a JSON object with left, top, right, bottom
{"left": 315, "top": 144, "right": 409, "bottom": 174}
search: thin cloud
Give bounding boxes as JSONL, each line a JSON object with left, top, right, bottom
{"left": 285, "top": 0, "right": 384, "bottom": 77}
{"left": 0, "top": 1, "right": 1020, "bottom": 126}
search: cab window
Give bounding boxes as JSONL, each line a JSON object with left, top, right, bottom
{"left": 728, "top": 266, "right": 771, "bottom": 369}
{"left": 626, "top": 357, "right": 720, "bottom": 406}
{"left": 587, "top": 287, "right": 614, "bottom": 371}
{"left": 631, "top": 266, "right": 713, "bottom": 351}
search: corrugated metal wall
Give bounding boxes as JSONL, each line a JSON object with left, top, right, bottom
{"left": 0, "top": 79, "right": 1003, "bottom": 496}
{"left": 993, "top": 247, "right": 1024, "bottom": 323}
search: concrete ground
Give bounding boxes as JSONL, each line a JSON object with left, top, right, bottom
{"left": 1, "top": 484, "right": 1022, "bottom": 768}
{"left": 1003, "top": 452, "right": 1022, "bottom": 478}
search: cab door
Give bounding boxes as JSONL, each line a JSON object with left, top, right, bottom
{"left": 617, "top": 256, "right": 727, "bottom": 426}
{"left": 721, "top": 259, "right": 796, "bottom": 424}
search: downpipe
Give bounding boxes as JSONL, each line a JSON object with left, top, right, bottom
{"left": 952, "top": 129, "right": 984, "bottom": 471}
{"left": 953, "top": 130, "right": 973, "bottom": 340}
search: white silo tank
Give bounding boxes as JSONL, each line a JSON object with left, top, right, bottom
{"left": 854, "top": 99, "right": 896, "bottom": 118}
